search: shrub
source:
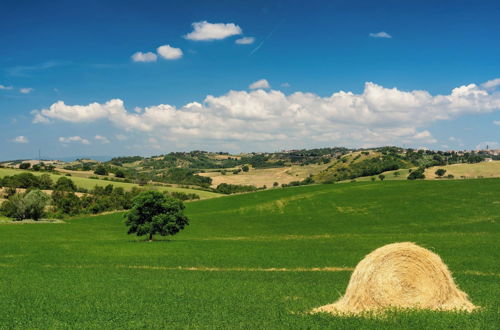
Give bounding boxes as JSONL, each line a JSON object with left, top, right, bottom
{"left": 19, "top": 163, "right": 31, "bottom": 170}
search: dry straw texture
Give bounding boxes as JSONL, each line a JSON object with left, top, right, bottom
{"left": 312, "top": 242, "right": 477, "bottom": 315}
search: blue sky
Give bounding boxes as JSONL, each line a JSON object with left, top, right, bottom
{"left": 1, "top": 0, "right": 499, "bottom": 160}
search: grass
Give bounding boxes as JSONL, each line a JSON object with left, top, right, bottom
{"left": 0, "top": 179, "right": 498, "bottom": 328}
{"left": 0, "top": 168, "right": 221, "bottom": 199}
{"left": 425, "top": 161, "right": 500, "bottom": 179}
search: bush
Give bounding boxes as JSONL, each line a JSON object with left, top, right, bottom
{"left": 19, "top": 163, "right": 31, "bottom": 170}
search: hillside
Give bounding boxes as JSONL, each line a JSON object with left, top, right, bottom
{"left": 0, "top": 179, "right": 498, "bottom": 328}
{"left": 0, "top": 168, "right": 221, "bottom": 199}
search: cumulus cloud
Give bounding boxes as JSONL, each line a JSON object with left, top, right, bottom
{"left": 249, "top": 79, "right": 271, "bottom": 89}
{"left": 235, "top": 37, "right": 255, "bottom": 45}
{"left": 131, "top": 51, "right": 157, "bottom": 62}
{"left": 157, "top": 45, "right": 183, "bottom": 60}
{"left": 94, "top": 135, "right": 110, "bottom": 144}
{"left": 20, "top": 87, "right": 34, "bottom": 94}
{"left": 12, "top": 136, "right": 28, "bottom": 143}
{"left": 58, "top": 136, "right": 90, "bottom": 145}
{"left": 482, "top": 78, "right": 500, "bottom": 90}
{"left": 184, "top": 21, "right": 242, "bottom": 41}
{"left": 33, "top": 80, "right": 500, "bottom": 149}
{"left": 369, "top": 31, "right": 392, "bottom": 38}
{"left": 0, "top": 84, "right": 13, "bottom": 90}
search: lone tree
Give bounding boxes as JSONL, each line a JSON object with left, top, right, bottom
{"left": 435, "top": 168, "right": 447, "bottom": 178}
{"left": 125, "top": 191, "right": 189, "bottom": 241}
{"left": 378, "top": 174, "right": 385, "bottom": 181}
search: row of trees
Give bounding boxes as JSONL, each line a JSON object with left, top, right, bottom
{"left": 1, "top": 174, "right": 200, "bottom": 220}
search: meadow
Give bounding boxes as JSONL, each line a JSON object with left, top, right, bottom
{"left": 0, "top": 179, "right": 498, "bottom": 328}
{"left": 0, "top": 168, "right": 221, "bottom": 199}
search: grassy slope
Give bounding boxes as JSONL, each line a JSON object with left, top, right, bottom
{"left": 0, "top": 180, "right": 499, "bottom": 328}
{"left": 425, "top": 161, "right": 500, "bottom": 179}
{"left": 199, "top": 162, "right": 331, "bottom": 188}
{"left": 0, "top": 168, "right": 221, "bottom": 199}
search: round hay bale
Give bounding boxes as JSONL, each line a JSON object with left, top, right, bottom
{"left": 312, "top": 242, "right": 477, "bottom": 315}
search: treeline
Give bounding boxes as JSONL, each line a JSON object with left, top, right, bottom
{"left": 0, "top": 175, "right": 200, "bottom": 220}
{"left": 320, "top": 156, "right": 406, "bottom": 183}
{"left": 214, "top": 183, "right": 259, "bottom": 194}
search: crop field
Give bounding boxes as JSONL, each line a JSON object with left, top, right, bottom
{"left": 425, "top": 161, "right": 500, "bottom": 179}
{"left": 0, "top": 179, "right": 498, "bottom": 328}
{"left": 199, "top": 162, "right": 331, "bottom": 188}
{"left": 0, "top": 168, "right": 221, "bottom": 199}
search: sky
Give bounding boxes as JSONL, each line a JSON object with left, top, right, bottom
{"left": 1, "top": 0, "right": 499, "bottom": 160}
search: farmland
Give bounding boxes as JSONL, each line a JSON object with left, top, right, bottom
{"left": 0, "top": 179, "right": 498, "bottom": 328}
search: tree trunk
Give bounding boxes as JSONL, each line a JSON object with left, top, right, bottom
{"left": 149, "top": 232, "right": 153, "bottom": 242}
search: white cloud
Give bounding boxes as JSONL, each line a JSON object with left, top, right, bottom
{"left": 115, "top": 134, "right": 128, "bottom": 141}
{"left": 369, "top": 31, "right": 392, "bottom": 39}
{"left": 58, "top": 136, "right": 90, "bottom": 145}
{"left": 20, "top": 87, "right": 34, "bottom": 94}
{"left": 281, "top": 82, "right": 290, "bottom": 88}
{"left": 235, "top": 37, "right": 255, "bottom": 45}
{"left": 249, "top": 79, "right": 271, "bottom": 89}
{"left": 184, "top": 21, "right": 242, "bottom": 41}
{"left": 33, "top": 80, "right": 500, "bottom": 149}
{"left": 12, "top": 136, "right": 28, "bottom": 144}
{"left": 131, "top": 51, "right": 157, "bottom": 62}
{"left": 157, "top": 45, "right": 183, "bottom": 60}
{"left": 94, "top": 135, "right": 110, "bottom": 144}
{"left": 494, "top": 120, "right": 500, "bottom": 126}
{"left": 482, "top": 78, "right": 500, "bottom": 90}
{"left": 0, "top": 84, "right": 13, "bottom": 90}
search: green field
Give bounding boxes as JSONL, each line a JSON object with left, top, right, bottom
{"left": 0, "top": 180, "right": 498, "bottom": 328}
{"left": 0, "top": 168, "right": 221, "bottom": 199}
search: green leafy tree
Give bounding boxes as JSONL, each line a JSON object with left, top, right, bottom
{"left": 24, "top": 190, "right": 50, "bottom": 220}
{"left": 125, "top": 191, "right": 189, "bottom": 241}
{"left": 378, "top": 174, "right": 385, "bottom": 181}
{"left": 1, "top": 190, "right": 49, "bottom": 220}
{"left": 435, "top": 168, "right": 447, "bottom": 178}
{"left": 51, "top": 190, "right": 82, "bottom": 215}
{"left": 94, "top": 165, "right": 108, "bottom": 176}
{"left": 114, "top": 169, "right": 126, "bottom": 178}
{"left": 242, "top": 165, "right": 249, "bottom": 172}
{"left": 54, "top": 176, "right": 77, "bottom": 192}
{"left": 19, "top": 162, "right": 31, "bottom": 170}
{"left": 1, "top": 194, "right": 27, "bottom": 220}
{"left": 408, "top": 168, "right": 425, "bottom": 180}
